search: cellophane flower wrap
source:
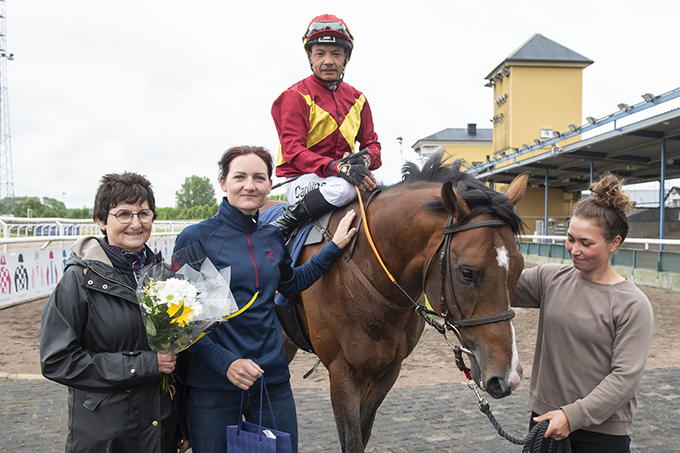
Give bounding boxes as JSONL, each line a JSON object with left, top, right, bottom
{"left": 137, "top": 245, "right": 238, "bottom": 396}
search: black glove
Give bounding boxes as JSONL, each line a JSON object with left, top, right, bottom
{"left": 346, "top": 150, "right": 371, "bottom": 168}
{"left": 332, "top": 161, "right": 372, "bottom": 187}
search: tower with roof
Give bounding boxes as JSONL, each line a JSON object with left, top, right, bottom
{"left": 413, "top": 34, "right": 594, "bottom": 233}
{"left": 485, "top": 33, "right": 593, "bottom": 157}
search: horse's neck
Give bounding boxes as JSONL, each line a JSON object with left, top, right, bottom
{"left": 364, "top": 187, "right": 446, "bottom": 296}
{"left": 369, "top": 185, "right": 445, "bottom": 244}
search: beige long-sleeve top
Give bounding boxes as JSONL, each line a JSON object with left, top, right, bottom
{"left": 513, "top": 264, "right": 653, "bottom": 435}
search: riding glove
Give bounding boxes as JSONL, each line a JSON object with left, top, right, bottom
{"left": 346, "top": 150, "right": 371, "bottom": 168}
{"left": 330, "top": 160, "right": 372, "bottom": 187}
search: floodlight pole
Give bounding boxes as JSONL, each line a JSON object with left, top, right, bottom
{"left": 0, "top": 0, "right": 13, "bottom": 210}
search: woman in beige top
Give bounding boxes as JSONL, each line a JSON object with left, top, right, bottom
{"left": 513, "top": 173, "right": 654, "bottom": 453}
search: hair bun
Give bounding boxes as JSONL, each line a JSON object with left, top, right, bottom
{"left": 588, "top": 173, "right": 634, "bottom": 214}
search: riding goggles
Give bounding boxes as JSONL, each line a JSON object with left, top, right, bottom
{"left": 304, "top": 21, "right": 353, "bottom": 42}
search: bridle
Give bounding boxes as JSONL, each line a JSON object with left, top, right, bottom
{"left": 421, "top": 216, "right": 516, "bottom": 341}
{"left": 351, "top": 188, "right": 516, "bottom": 343}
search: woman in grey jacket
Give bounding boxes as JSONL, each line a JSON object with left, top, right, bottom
{"left": 40, "top": 172, "right": 188, "bottom": 453}
{"left": 513, "top": 173, "right": 654, "bottom": 453}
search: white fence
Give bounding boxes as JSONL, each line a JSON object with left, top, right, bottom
{"left": 522, "top": 234, "right": 680, "bottom": 249}
{"left": 0, "top": 233, "right": 178, "bottom": 309}
{"left": 2, "top": 222, "right": 678, "bottom": 308}
{"left": 0, "top": 216, "right": 194, "bottom": 241}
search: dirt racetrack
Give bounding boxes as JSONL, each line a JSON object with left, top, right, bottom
{"left": 0, "top": 284, "right": 677, "bottom": 388}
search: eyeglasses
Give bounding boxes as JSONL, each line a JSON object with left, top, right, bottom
{"left": 108, "top": 209, "right": 155, "bottom": 224}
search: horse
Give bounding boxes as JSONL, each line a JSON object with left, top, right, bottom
{"left": 285, "top": 152, "right": 528, "bottom": 452}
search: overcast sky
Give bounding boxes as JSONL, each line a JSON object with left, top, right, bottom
{"left": 7, "top": 0, "right": 680, "bottom": 209}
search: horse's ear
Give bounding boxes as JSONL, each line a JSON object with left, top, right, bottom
{"left": 441, "top": 181, "right": 470, "bottom": 219}
{"left": 505, "top": 172, "right": 529, "bottom": 207}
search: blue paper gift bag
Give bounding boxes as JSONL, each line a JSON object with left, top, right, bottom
{"left": 226, "top": 378, "right": 293, "bottom": 453}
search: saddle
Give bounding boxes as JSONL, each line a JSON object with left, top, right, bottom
{"left": 260, "top": 204, "right": 334, "bottom": 354}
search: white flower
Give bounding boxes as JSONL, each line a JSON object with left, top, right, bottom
{"left": 154, "top": 278, "right": 203, "bottom": 316}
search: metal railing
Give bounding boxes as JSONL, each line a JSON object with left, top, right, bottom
{"left": 0, "top": 216, "right": 197, "bottom": 242}
{"left": 0, "top": 231, "right": 182, "bottom": 252}
{"left": 519, "top": 235, "right": 680, "bottom": 273}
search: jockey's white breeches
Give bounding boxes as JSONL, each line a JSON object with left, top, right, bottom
{"left": 285, "top": 174, "right": 357, "bottom": 207}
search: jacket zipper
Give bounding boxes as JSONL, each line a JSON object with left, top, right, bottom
{"left": 246, "top": 231, "right": 260, "bottom": 290}
{"left": 332, "top": 89, "right": 341, "bottom": 152}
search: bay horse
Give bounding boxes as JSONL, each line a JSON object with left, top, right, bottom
{"left": 286, "top": 152, "right": 528, "bottom": 452}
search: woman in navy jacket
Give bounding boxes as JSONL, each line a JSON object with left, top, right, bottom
{"left": 174, "top": 145, "right": 356, "bottom": 453}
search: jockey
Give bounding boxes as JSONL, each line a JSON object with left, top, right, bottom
{"left": 271, "top": 14, "right": 382, "bottom": 238}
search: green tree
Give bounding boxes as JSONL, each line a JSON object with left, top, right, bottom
{"left": 1, "top": 196, "right": 44, "bottom": 217}
{"left": 42, "top": 197, "right": 66, "bottom": 213}
{"left": 69, "top": 207, "right": 93, "bottom": 219}
{"left": 175, "top": 176, "right": 216, "bottom": 209}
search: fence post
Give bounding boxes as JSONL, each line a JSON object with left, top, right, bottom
{"left": 0, "top": 219, "right": 6, "bottom": 252}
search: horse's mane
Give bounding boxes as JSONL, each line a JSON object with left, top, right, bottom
{"left": 382, "top": 150, "right": 524, "bottom": 235}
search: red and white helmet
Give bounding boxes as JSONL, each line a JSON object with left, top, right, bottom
{"left": 302, "top": 14, "right": 354, "bottom": 57}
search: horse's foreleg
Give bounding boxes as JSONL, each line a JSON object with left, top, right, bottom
{"left": 359, "top": 365, "right": 402, "bottom": 447}
{"left": 328, "top": 359, "right": 366, "bottom": 453}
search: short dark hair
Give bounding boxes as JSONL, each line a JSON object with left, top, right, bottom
{"left": 218, "top": 146, "right": 274, "bottom": 180}
{"left": 93, "top": 172, "right": 157, "bottom": 226}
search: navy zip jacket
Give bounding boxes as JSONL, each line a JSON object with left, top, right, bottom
{"left": 174, "top": 198, "right": 342, "bottom": 391}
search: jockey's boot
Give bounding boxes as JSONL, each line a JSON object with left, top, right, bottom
{"left": 271, "top": 188, "right": 335, "bottom": 239}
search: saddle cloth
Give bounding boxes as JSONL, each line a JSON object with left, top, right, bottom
{"left": 259, "top": 204, "right": 333, "bottom": 354}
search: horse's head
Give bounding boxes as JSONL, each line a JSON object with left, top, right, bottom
{"left": 424, "top": 171, "right": 528, "bottom": 399}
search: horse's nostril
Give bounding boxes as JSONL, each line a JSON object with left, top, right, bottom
{"left": 486, "top": 377, "right": 512, "bottom": 399}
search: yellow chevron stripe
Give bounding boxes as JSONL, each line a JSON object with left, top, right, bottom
{"left": 276, "top": 144, "right": 285, "bottom": 166}
{"left": 303, "top": 93, "right": 338, "bottom": 148}
{"left": 276, "top": 92, "right": 366, "bottom": 165}
{"left": 339, "top": 94, "right": 365, "bottom": 150}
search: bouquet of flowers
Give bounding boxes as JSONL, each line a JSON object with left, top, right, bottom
{"left": 137, "top": 245, "right": 241, "bottom": 396}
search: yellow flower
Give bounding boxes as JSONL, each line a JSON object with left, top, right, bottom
{"left": 167, "top": 300, "right": 195, "bottom": 327}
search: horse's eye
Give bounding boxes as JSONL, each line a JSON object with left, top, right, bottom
{"left": 460, "top": 268, "right": 475, "bottom": 282}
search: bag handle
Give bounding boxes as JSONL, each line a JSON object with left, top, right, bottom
{"left": 236, "top": 390, "right": 245, "bottom": 436}
{"left": 237, "top": 376, "right": 278, "bottom": 437}
{"left": 259, "top": 377, "right": 278, "bottom": 431}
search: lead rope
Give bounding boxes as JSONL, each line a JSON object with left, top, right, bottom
{"left": 455, "top": 349, "right": 571, "bottom": 453}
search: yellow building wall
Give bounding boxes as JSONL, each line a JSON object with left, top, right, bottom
{"left": 490, "top": 64, "right": 587, "bottom": 228}
{"left": 492, "top": 65, "right": 583, "bottom": 157}
{"left": 514, "top": 186, "right": 568, "bottom": 235}
{"left": 492, "top": 76, "right": 511, "bottom": 152}
{"left": 442, "top": 143, "right": 493, "bottom": 169}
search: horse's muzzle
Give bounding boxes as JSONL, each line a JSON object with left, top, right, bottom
{"left": 468, "top": 353, "right": 519, "bottom": 399}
